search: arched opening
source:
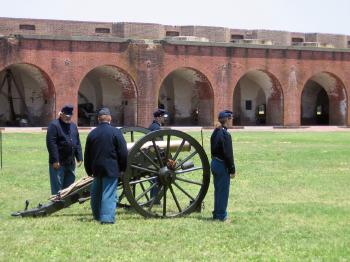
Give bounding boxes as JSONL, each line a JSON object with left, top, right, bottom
{"left": 301, "top": 72, "right": 347, "bottom": 125}
{"left": 159, "top": 68, "right": 213, "bottom": 126}
{"left": 233, "top": 70, "right": 283, "bottom": 126}
{"left": 78, "top": 65, "right": 137, "bottom": 126}
{"left": 0, "top": 64, "right": 55, "bottom": 127}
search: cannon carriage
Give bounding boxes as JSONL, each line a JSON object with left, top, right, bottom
{"left": 12, "top": 127, "right": 210, "bottom": 218}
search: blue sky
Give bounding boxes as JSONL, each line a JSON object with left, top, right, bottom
{"left": 0, "top": 0, "right": 349, "bottom": 35}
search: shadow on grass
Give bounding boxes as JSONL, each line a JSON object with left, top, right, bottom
{"left": 47, "top": 207, "right": 240, "bottom": 223}
{"left": 187, "top": 215, "right": 239, "bottom": 224}
{"left": 52, "top": 213, "right": 92, "bottom": 217}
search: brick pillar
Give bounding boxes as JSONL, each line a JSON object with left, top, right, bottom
{"left": 130, "top": 44, "right": 161, "bottom": 128}
{"left": 52, "top": 65, "right": 80, "bottom": 124}
{"left": 328, "top": 82, "right": 347, "bottom": 126}
{"left": 284, "top": 86, "right": 301, "bottom": 126}
{"left": 198, "top": 80, "right": 214, "bottom": 126}
{"left": 55, "top": 90, "right": 79, "bottom": 123}
{"left": 214, "top": 64, "right": 233, "bottom": 127}
{"left": 136, "top": 71, "right": 157, "bottom": 127}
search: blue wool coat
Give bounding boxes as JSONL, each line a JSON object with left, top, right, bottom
{"left": 46, "top": 119, "right": 83, "bottom": 165}
{"left": 210, "top": 126, "right": 235, "bottom": 174}
{"left": 84, "top": 123, "right": 128, "bottom": 178}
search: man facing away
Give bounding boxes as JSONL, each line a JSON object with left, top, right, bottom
{"left": 46, "top": 105, "right": 83, "bottom": 195}
{"left": 210, "top": 110, "right": 236, "bottom": 222}
{"left": 84, "top": 108, "right": 128, "bottom": 224}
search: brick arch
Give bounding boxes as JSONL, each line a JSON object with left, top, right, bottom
{"left": 0, "top": 62, "right": 56, "bottom": 97}
{"left": 0, "top": 62, "right": 56, "bottom": 126}
{"left": 231, "top": 68, "right": 284, "bottom": 99}
{"left": 299, "top": 71, "right": 348, "bottom": 99}
{"left": 77, "top": 64, "right": 138, "bottom": 98}
{"left": 77, "top": 64, "right": 138, "bottom": 126}
{"left": 232, "top": 69, "right": 284, "bottom": 126}
{"left": 158, "top": 67, "right": 214, "bottom": 126}
{"left": 158, "top": 66, "right": 215, "bottom": 97}
{"left": 300, "top": 71, "right": 348, "bottom": 126}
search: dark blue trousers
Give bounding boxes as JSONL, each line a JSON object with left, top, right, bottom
{"left": 150, "top": 179, "right": 161, "bottom": 204}
{"left": 211, "top": 158, "right": 231, "bottom": 220}
{"left": 90, "top": 176, "right": 118, "bottom": 223}
{"left": 49, "top": 164, "right": 76, "bottom": 195}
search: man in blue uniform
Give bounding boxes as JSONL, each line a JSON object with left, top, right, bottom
{"left": 46, "top": 105, "right": 83, "bottom": 195}
{"left": 84, "top": 108, "right": 128, "bottom": 224}
{"left": 148, "top": 109, "right": 168, "bottom": 131}
{"left": 210, "top": 110, "right": 236, "bottom": 222}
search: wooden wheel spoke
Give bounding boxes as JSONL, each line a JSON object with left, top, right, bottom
{"left": 147, "top": 185, "right": 164, "bottom": 211}
{"left": 162, "top": 186, "right": 167, "bottom": 217}
{"left": 131, "top": 164, "right": 159, "bottom": 175}
{"left": 129, "top": 176, "right": 158, "bottom": 185}
{"left": 132, "top": 185, "right": 136, "bottom": 197}
{"left": 118, "top": 189, "right": 125, "bottom": 202}
{"left": 173, "top": 181, "right": 195, "bottom": 201}
{"left": 138, "top": 149, "right": 160, "bottom": 170}
{"left": 165, "top": 135, "right": 171, "bottom": 160}
{"left": 152, "top": 139, "right": 164, "bottom": 167}
{"left": 169, "top": 184, "right": 182, "bottom": 212}
{"left": 172, "top": 139, "right": 185, "bottom": 161}
{"left": 175, "top": 166, "right": 203, "bottom": 175}
{"left": 175, "top": 151, "right": 198, "bottom": 169}
{"left": 176, "top": 176, "right": 203, "bottom": 186}
{"left": 135, "top": 182, "right": 157, "bottom": 202}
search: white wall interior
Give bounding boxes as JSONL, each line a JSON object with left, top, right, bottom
{"left": 301, "top": 81, "right": 322, "bottom": 119}
{"left": 159, "top": 68, "right": 213, "bottom": 126}
{"left": 233, "top": 70, "right": 272, "bottom": 125}
{"left": 78, "top": 66, "right": 136, "bottom": 126}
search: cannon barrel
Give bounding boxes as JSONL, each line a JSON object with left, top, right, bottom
{"left": 127, "top": 140, "right": 191, "bottom": 152}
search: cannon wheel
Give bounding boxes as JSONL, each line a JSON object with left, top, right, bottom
{"left": 118, "top": 126, "right": 150, "bottom": 208}
{"left": 123, "top": 129, "right": 210, "bottom": 218}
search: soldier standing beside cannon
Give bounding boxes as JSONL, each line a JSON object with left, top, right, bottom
{"left": 84, "top": 108, "right": 128, "bottom": 224}
{"left": 148, "top": 109, "right": 168, "bottom": 132}
{"left": 210, "top": 110, "right": 236, "bottom": 222}
{"left": 46, "top": 105, "right": 83, "bottom": 195}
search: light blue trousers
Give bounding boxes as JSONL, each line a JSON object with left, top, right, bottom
{"left": 90, "top": 176, "right": 118, "bottom": 223}
{"left": 49, "top": 164, "right": 75, "bottom": 195}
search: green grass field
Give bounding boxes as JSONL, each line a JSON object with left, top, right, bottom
{"left": 0, "top": 131, "right": 349, "bottom": 261}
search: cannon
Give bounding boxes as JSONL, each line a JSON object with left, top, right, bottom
{"left": 11, "top": 127, "right": 210, "bottom": 218}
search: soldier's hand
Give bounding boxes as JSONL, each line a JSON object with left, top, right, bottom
{"left": 230, "top": 173, "right": 236, "bottom": 179}
{"left": 53, "top": 162, "right": 60, "bottom": 170}
{"left": 77, "top": 161, "right": 83, "bottom": 167}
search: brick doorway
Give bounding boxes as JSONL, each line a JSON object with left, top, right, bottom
{"left": 233, "top": 70, "right": 283, "bottom": 126}
{"left": 301, "top": 72, "right": 347, "bottom": 126}
{"left": 0, "top": 64, "right": 55, "bottom": 127}
{"left": 78, "top": 65, "right": 137, "bottom": 127}
{"left": 159, "top": 68, "right": 214, "bottom": 126}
